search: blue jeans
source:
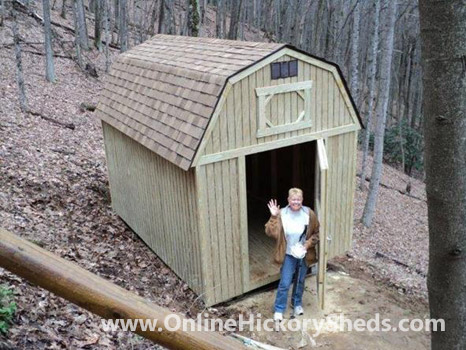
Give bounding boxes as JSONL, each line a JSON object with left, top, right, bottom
{"left": 274, "top": 254, "right": 308, "bottom": 313}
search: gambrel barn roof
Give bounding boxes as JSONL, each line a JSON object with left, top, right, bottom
{"left": 97, "top": 34, "right": 360, "bottom": 170}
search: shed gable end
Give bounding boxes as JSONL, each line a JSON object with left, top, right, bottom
{"left": 196, "top": 51, "right": 359, "bottom": 161}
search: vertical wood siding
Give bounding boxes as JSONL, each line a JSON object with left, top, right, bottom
{"left": 325, "top": 131, "right": 358, "bottom": 257}
{"left": 201, "top": 54, "right": 354, "bottom": 156}
{"left": 195, "top": 159, "right": 244, "bottom": 305}
{"left": 102, "top": 122, "right": 203, "bottom": 294}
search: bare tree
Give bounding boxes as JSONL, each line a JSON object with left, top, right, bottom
{"left": 0, "top": 0, "right": 4, "bottom": 27}
{"left": 103, "top": 0, "right": 110, "bottom": 71}
{"left": 158, "top": 0, "right": 165, "bottom": 34}
{"left": 119, "top": 0, "right": 127, "bottom": 51}
{"left": 94, "top": 0, "right": 102, "bottom": 50}
{"left": 419, "top": 1, "right": 466, "bottom": 349}
{"left": 112, "top": 0, "right": 118, "bottom": 43}
{"left": 359, "top": 0, "right": 380, "bottom": 190}
{"left": 42, "top": 0, "right": 56, "bottom": 82}
{"left": 216, "top": 0, "right": 223, "bottom": 38}
{"left": 12, "top": 8, "right": 28, "bottom": 112}
{"left": 349, "top": 0, "right": 360, "bottom": 104}
{"left": 227, "top": 0, "right": 243, "bottom": 39}
{"left": 75, "top": 0, "right": 89, "bottom": 50}
{"left": 149, "top": 0, "right": 157, "bottom": 36}
{"left": 361, "top": 0, "right": 396, "bottom": 227}
{"left": 60, "top": 0, "right": 67, "bottom": 19}
{"left": 72, "top": 0, "right": 83, "bottom": 68}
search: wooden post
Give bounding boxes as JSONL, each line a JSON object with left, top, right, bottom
{"left": 0, "top": 228, "right": 246, "bottom": 350}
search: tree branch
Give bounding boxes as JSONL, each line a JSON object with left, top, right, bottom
{"left": 28, "top": 110, "right": 75, "bottom": 130}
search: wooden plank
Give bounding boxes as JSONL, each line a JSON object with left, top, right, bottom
{"left": 188, "top": 169, "right": 203, "bottom": 293}
{"left": 221, "top": 94, "right": 230, "bottom": 153}
{"left": 322, "top": 69, "right": 329, "bottom": 131}
{"left": 198, "top": 124, "right": 359, "bottom": 165}
{"left": 234, "top": 84, "right": 243, "bottom": 147}
{"left": 305, "top": 87, "right": 312, "bottom": 126}
{"left": 316, "top": 68, "right": 323, "bottom": 131}
{"left": 328, "top": 72, "right": 335, "bottom": 129}
{"left": 229, "top": 159, "right": 242, "bottom": 296}
{"left": 276, "top": 73, "right": 285, "bottom": 138}
{"left": 261, "top": 59, "right": 276, "bottom": 143}
{"left": 317, "top": 139, "right": 329, "bottom": 170}
{"left": 325, "top": 137, "right": 334, "bottom": 258}
{"left": 255, "top": 80, "right": 313, "bottom": 96}
{"left": 249, "top": 73, "right": 257, "bottom": 146}
{"left": 237, "top": 156, "right": 250, "bottom": 292}
{"left": 334, "top": 135, "right": 345, "bottom": 255}
{"left": 340, "top": 133, "right": 348, "bottom": 253}
{"left": 241, "top": 78, "right": 251, "bottom": 147}
{"left": 256, "top": 120, "right": 312, "bottom": 138}
{"left": 221, "top": 160, "right": 234, "bottom": 299}
{"left": 310, "top": 65, "right": 318, "bottom": 132}
{"left": 329, "top": 67, "right": 361, "bottom": 128}
{"left": 214, "top": 161, "right": 230, "bottom": 302}
{"left": 293, "top": 60, "right": 302, "bottom": 137}
{"left": 205, "top": 164, "right": 222, "bottom": 303}
{"left": 317, "top": 138, "right": 328, "bottom": 310}
{"left": 348, "top": 131, "right": 358, "bottom": 247}
{"left": 195, "top": 166, "right": 214, "bottom": 305}
{"left": 284, "top": 56, "right": 292, "bottom": 140}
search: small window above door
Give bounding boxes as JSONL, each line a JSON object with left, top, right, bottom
{"left": 255, "top": 80, "right": 313, "bottom": 138}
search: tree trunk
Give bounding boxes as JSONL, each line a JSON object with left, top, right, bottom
{"left": 119, "top": 0, "right": 127, "bottom": 52}
{"left": 0, "top": 0, "right": 4, "bottom": 27}
{"left": 149, "top": 0, "right": 157, "bottom": 36}
{"left": 349, "top": 0, "right": 360, "bottom": 105}
{"left": 215, "top": 0, "right": 222, "bottom": 38}
{"left": 60, "top": 0, "right": 67, "bottom": 19}
{"left": 112, "top": 0, "right": 119, "bottom": 43}
{"left": 42, "top": 0, "right": 56, "bottom": 82}
{"left": 12, "top": 9, "right": 28, "bottom": 112}
{"left": 94, "top": 0, "right": 102, "bottom": 50}
{"left": 359, "top": 0, "right": 380, "bottom": 190}
{"left": 419, "top": 1, "right": 466, "bottom": 349}
{"left": 75, "top": 0, "right": 89, "bottom": 50}
{"left": 72, "top": 0, "right": 83, "bottom": 68}
{"left": 103, "top": 0, "right": 110, "bottom": 72}
{"left": 361, "top": 0, "right": 396, "bottom": 227}
{"left": 227, "top": 0, "right": 242, "bottom": 40}
{"left": 158, "top": 0, "right": 165, "bottom": 33}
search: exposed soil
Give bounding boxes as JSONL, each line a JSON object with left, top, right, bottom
{"left": 226, "top": 265, "right": 429, "bottom": 350}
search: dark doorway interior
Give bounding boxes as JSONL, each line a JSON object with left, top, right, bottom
{"left": 245, "top": 141, "right": 317, "bottom": 287}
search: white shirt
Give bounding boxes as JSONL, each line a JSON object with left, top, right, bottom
{"left": 281, "top": 206, "right": 310, "bottom": 256}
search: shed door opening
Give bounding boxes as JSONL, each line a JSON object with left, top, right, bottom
{"left": 245, "top": 141, "right": 316, "bottom": 289}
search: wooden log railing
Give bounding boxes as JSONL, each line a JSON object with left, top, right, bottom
{"left": 0, "top": 228, "right": 247, "bottom": 350}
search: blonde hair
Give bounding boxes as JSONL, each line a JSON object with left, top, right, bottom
{"left": 288, "top": 188, "right": 303, "bottom": 198}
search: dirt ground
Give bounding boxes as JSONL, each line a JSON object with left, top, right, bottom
{"left": 226, "top": 264, "right": 430, "bottom": 350}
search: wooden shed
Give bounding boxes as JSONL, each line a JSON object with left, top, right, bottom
{"left": 96, "top": 34, "right": 362, "bottom": 307}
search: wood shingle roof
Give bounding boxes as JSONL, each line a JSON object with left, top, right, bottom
{"left": 97, "top": 34, "right": 284, "bottom": 170}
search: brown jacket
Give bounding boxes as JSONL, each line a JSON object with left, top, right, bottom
{"left": 265, "top": 207, "right": 320, "bottom": 265}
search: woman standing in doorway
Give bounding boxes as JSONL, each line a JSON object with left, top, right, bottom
{"left": 265, "top": 188, "right": 320, "bottom": 321}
